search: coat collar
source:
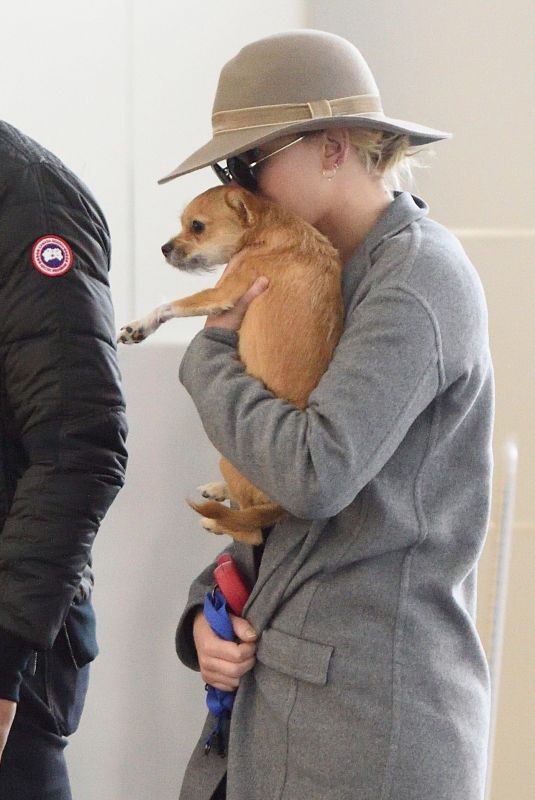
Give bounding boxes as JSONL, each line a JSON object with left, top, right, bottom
{"left": 342, "top": 191, "right": 429, "bottom": 308}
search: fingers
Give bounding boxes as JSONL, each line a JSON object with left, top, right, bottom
{"left": 202, "top": 632, "right": 257, "bottom": 663}
{"left": 229, "top": 612, "right": 257, "bottom": 642}
{"left": 237, "top": 277, "right": 269, "bottom": 308}
{"left": 193, "top": 609, "right": 258, "bottom": 692}
{"left": 199, "top": 642, "right": 256, "bottom": 691}
{"left": 204, "top": 276, "right": 269, "bottom": 331}
{"left": 201, "top": 652, "right": 257, "bottom": 691}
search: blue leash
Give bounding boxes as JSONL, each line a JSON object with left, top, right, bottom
{"left": 203, "top": 589, "right": 236, "bottom": 756}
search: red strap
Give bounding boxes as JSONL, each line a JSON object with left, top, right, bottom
{"left": 213, "top": 555, "right": 251, "bottom": 616}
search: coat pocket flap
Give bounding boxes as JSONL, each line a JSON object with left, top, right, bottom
{"left": 256, "top": 626, "right": 333, "bottom": 685}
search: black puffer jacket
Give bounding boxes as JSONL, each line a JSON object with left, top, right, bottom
{"left": 0, "top": 121, "right": 128, "bottom": 701}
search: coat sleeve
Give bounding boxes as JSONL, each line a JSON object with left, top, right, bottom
{"left": 179, "top": 285, "right": 443, "bottom": 520}
{"left": 0, "top": 161, "right": 128, "bottom": 701}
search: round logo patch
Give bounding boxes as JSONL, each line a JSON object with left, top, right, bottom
{"left": 31, "top": 236, "right": 73, "bottom": 277}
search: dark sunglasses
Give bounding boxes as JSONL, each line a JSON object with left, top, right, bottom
{"left": 211, "top": 135, "right": 305, "bottom": 191}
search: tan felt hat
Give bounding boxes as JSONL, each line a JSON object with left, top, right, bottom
{"left": 158, "top": 29, "right": 451, "bottom": 185}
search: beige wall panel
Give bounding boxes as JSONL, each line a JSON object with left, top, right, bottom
{"left": 463, "top": 232, "right": 534, "bottom": 798}
{"left": 307, "top": 1, "right": 535, "bottom": 229}
{"left": 461, "top": 236, "right": 535, "bottom": 524}
{"left": 471, "top": 233, "right": 535, "bottom": 797}
{"left": 478, "top": 523, "right": 535, "bottom": 800}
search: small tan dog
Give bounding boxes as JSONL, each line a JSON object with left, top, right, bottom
{"left": 118, "top": 185, "right": 343, "bottom": 545}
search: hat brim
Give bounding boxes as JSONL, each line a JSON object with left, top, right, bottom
{"left": 158, "top": 113, "right": 451, "bottom": 185}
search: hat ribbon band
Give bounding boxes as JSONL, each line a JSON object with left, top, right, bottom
{"left": 212, "top": 94, "right": 383, "bottom": 135}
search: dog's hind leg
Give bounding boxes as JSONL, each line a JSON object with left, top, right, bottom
{"left": 198, "top": 481, "right": 229, "bottom": 502}
{"left": 200, "top": 516, "right": 263, "bottom": 545}
{"left": 219, "top": 457, "right": 268, "bottom": 508}
{"left": 194, "top": 458, "right": 272, "bottom": 544}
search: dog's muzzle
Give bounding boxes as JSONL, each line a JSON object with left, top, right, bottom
{"left": 161, "top": 241, "right": 212, "bottom": 272}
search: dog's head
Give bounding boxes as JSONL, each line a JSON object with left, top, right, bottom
{"left": 161, "top": 185, "right": 260, "bottom": 272}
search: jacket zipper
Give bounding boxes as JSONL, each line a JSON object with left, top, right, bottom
{"left": 63, "top": 622, "right": 80, "bottom": 669}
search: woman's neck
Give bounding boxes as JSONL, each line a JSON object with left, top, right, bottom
{"left": 315, "top": 176, "right": 394, "bottom": 264}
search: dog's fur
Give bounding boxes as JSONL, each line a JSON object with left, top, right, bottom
{"left": 118, "top": 186, "right": 344, "bottom": 545}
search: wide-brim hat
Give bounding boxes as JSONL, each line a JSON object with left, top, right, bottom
{"left": 158, "top": 29, "right": 451, "bottom": 185}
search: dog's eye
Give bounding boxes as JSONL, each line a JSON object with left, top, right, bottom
{"left": 191, "top": 220, "right": 205, "bottom": 234}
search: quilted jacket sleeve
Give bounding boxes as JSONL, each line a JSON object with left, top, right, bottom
{"left": 0, "top": 157, "right": 128, "bottom": 701}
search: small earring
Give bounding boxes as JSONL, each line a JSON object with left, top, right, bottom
{"left": 322, "top": 162, "right": 340, "bottom": 180}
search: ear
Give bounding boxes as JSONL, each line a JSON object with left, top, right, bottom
{"left": 224, "top": 188, "right": 257, "bottom": 227}
{"left": 321, "top": 127, "right": 351, "bottom": 173}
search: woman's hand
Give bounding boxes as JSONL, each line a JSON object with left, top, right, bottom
{"left": 0, "top": 698, "right": 16, "bottom": 764}
{"left": 193, "top": 608, "right": 257, "bottom": 692}
{"left": 204, "top": 271, "right": 269, "bottom": 332}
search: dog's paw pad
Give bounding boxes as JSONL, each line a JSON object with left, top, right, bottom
{"left": 117, "top": 323, "right": 146, "bottom": 345}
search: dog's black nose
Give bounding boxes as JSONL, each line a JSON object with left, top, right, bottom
{"left": 161, "top": 241, "right": 173, "bottom": 256}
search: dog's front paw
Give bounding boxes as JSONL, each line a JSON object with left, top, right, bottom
{"left": 117, "top": 321, "right": 147, "bottom": 345}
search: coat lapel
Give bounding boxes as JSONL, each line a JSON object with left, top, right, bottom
{"left": 243, "top": 516, "right": 325, "bottom": 632}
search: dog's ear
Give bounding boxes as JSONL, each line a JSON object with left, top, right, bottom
{"left": 224, "top": 188, "right": 257, "bottom": 227}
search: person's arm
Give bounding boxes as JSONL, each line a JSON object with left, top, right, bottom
{"left": 180, "top": 284, "right": 444, "bottom": 519}
{"left": 0, "top": 161, "right": 127, "bottom": 720}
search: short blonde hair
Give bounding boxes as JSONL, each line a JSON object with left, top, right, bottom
{"left": 347, "top": 128, "right": 432, "bottom": 191}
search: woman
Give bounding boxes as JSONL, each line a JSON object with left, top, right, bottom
{"left": 162, "top": 30, "right": 493, "bottom": 800}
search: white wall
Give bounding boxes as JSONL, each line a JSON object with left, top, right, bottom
{"left": 1, "top": 0, "right": 305, "bottom": 342}
{"left": 1, "top": 2, "right": 305, "bottom": 798}
{"left": 0, "top": 0, "right": 132, "bottom": 326}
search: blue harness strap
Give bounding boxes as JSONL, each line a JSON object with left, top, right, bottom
{"left": 204, "top": 589, "right": 234, "bottom": 641}
{"left": 203, "top": 589, "right": 236, "bottom": 756}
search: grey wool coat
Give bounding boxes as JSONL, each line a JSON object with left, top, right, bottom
{"left": 176, "top": 192, "right": 494, "bottom": 800}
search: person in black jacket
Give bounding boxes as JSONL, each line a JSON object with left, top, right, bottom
{"left": 0, "top": 121, "right": 128, "bottom": 798}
